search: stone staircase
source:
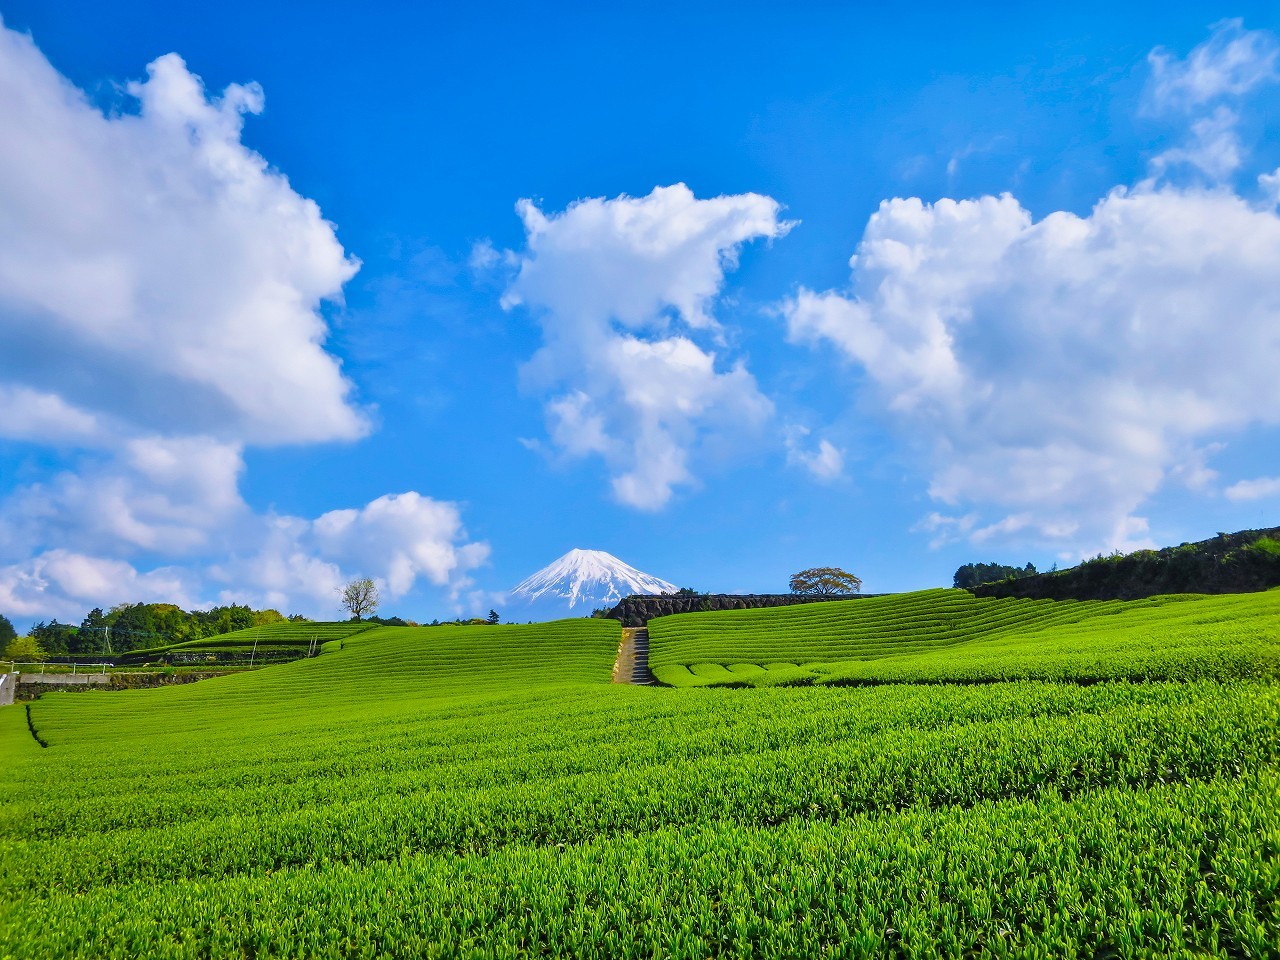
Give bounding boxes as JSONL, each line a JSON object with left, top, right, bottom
{"left": 613, "top": 627, "right": 656, "bottom": 685}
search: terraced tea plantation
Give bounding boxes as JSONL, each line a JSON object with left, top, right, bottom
{"left": 114, "top": 619, "right": 380, "bottom": 665}
{"left": 3, "top": 591, "right": 1278, "bottom": 958}
{"left": 649, "top": 587, "right": 1280, "bottom": 687}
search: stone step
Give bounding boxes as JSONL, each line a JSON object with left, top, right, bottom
{"left": 613, "top": 626, "right": 656, "bottom": 686}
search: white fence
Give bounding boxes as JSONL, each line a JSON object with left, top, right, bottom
{"left": 0, "top": 661, "right": 109, "bottom": 676}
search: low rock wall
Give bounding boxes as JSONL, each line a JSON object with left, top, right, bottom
{"left": 19, "top": 672, "right": 111, "bottom": 686}
{"left": 16, "top": 670, "right": 233, "bottom": 699}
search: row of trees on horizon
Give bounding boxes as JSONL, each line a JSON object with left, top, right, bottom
{"left": 1, "top": 603, "right": 304, "bottom": 659}
{"left": 0, "top": 601, "right": 493, "bottom": 663}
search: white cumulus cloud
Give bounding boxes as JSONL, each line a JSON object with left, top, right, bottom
{"left": 207, "top": 492, "right": 490, "bottom": 615}
{"left": 0, "top": 24, "right": 366, "bottom": 445}
{"left": 0, "top": 386, "right": 102, "bottom": 445}
{"left": 0, "top": 478, "right": 490, "bottom": 620}
{"left": 1147, "top": 19, "right": 1278, "bottom": 111}
{"left": 0, "top": 551, "right": 199, "bottom": 622}
{"left": 783, "top": 22, "right": 1280, "bottom": 555}
{"left": 785, "top": 427, "right": 845, "bottom": 483}
{"left": 1224, "top": 476, "right": 1280, "bottom": 502}
{"left": 504, "top": 183, "right": 789, "bottom": 509}
{"left": 1260, "top": 168, "right": 1280, "bottom": 207}
{"left": 1150, "top": 105, "right": 1245, "bottom": 180}
{"left": 785, "top": 185, "right": 1280, "bottom": 552}
{"left": 310, "top": 492, "right": 490, "bottom": 597}
{"left": 0, "top": 437, "right": 248, "bottom": 559}
{"left": 1145, "top": 21, "right": 1279, "bottom": 182}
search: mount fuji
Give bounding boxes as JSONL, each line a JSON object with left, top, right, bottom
{"left": 505, "top": 549, "right": 677, "bottom": 621}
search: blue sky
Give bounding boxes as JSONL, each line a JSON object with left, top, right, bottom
{"left": 2, "top": 1, "right": 1279, "bottom": 625}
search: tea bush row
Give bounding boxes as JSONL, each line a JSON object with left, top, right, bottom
{"left": 5, "top": 680, "right": 1276, "bottom": 894}
{"left": 4, "top": 774, "right": 1277, "bottom": 959}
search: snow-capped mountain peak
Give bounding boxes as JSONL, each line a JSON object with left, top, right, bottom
{"left": 509, "top": 548, "right": 676, "bottom": 611}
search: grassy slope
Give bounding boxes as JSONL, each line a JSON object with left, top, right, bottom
{"left": 2, "top": 602, "right": 1278, "bottom": 958}
{"left": 649, "top": 587, "right": 1280, "bottom": 687}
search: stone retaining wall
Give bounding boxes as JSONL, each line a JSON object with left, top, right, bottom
{"left": 16, "top": 670, "right": 234, "bottom": 699}
{"left": 19, "top": 672, "right": 111, "bottom": 686}
{"left": 606, "top": 593, "right": 879, "bottom": 627}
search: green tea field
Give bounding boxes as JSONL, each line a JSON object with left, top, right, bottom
{"left": 649, "top": 587, "right": 1280, "bottom": 687}
{"left": 2, "top": 592, "right": 1278, "bottom": 958}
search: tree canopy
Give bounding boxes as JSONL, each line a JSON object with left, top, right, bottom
{"left": 953, "top": 562, "right": 1038, "bottom": 590}
{"left": 3, "top": 634, "right": 45, "bottom": 662}
{"left": 30, "top": 620, "right": 80, "bottom": 655}
{"left": 341, "top": 578, "right": 380, "bottom": 619}
{"left": 789, "top": 567, "right": 862, "bottom": 596}
{"left": 22, "top": 603, "right": 295, "bottom": 657}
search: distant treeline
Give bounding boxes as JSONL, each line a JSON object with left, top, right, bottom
{"left": 969, "top": 527, "right": 1280, "bottom": 602}
{"left": 24, "top": 603, "right": 303, "bottom": 656}
{"left": 952, "top": 562, "right": 1039, "bottom": 590}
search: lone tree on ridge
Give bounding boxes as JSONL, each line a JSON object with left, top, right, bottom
{"left": 341, "top": 577, "right": 380, "bottom": 620}
{"left": 789, "top": 566, "right": 862, "bottom": 596}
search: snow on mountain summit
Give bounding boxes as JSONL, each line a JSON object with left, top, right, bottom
{"left": 509, "top": 549, "right": 676, "bottom": 611}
